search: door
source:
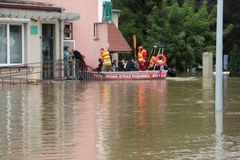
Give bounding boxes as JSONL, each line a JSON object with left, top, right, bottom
{"left": 42, "top": 24, "right": 54, "bottom": 80}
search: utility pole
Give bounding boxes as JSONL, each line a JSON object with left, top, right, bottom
{"left": 215, "top": 0, "right": 223, "bottom": 112}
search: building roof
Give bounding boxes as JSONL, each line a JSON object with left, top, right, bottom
{"left": 0, "top": 0, "right": 80, "bottom": 21}
{"left": 0, "top": 0, "right": 63, "bottom": 12}
{"left": 107, "top": 23, "right": 132, "bottom": 53}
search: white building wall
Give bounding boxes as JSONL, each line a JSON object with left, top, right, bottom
{"left": 28, "top": 21, "right": 41, "bottom": 64}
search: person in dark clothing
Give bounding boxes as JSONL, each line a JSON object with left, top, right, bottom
{"left": 112, "top": 60, "right": 117, "bottom": 71}
{"left": 73, "top": 50, "right": 82, "bottom": 60}
{"left": 72, "top": 50, "right": 86, "bottom": 79}
{"left": 94, "top": 58, "right": 103, "bottom": 72}
{"left": 168, "top": 67, "right": 177, "bottom": 77}
{"left": 73, "top": 50, "right": 86, "bottom": 71}
{"left": 125, "top": 58, "right": 135, "bottom": 71}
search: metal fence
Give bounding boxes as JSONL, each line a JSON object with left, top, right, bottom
{"left": 0, "top": 59, "right": 103, "bottom": 85}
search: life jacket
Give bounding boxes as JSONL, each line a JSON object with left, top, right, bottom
{"left": 101, "top": 50, "right": 111, "bottom": 65}
{"left": 100, "top": 50, "right": 105, "bottom": 60}
{"left": 138, "top": 49, "right": 147, "bottom": 63}
{"left": 148, "top": 56, "right": 155, "bottom": 69}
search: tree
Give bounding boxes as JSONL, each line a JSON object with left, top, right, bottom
{"left": 229, "top": 45, "right": 240, "bottom": 77}
{"left": 146, "top": 0, "right": 216, "bottom": 70}
{"left": 112, "top": 0, "right": 160, "bottom": 49}
{"left": 112, "top": 0, "right": 234, "bottom": 71}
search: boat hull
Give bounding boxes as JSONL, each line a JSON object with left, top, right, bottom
{"left": 81, "top": 70, "right": 168, "bottom": 80}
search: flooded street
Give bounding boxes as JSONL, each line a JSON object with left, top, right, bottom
{"left": 0, "top": 76, "right": 240, "bottom": 160}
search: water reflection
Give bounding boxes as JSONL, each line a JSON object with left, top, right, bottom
{"left": 215, "top": 111, "right": 223, "bottom": 160}
{"left": 0, "top": 77, "right": 240, "bottom": 160}
{"left": 137, "top": 81, "right": 147, "bottom": 129}
{"left": 202, "top": 76, "right": 214, "bottom": 106}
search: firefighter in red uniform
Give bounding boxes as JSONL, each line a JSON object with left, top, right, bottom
{"left": 137, "top": 46, "right": 147, "bottom": 71}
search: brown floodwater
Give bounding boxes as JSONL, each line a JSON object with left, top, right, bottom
{"left": 0, "top": 75, "right": 240, "bottom": 160}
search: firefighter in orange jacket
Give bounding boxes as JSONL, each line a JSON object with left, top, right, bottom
{"left": 148, "top": 56, "right": 155, "bottom": 70}
{"left": 137, "top": 46, "right": 147, "bottom": 71}
{"left": 100, "top": 48, "right": 112, "bottom": 72}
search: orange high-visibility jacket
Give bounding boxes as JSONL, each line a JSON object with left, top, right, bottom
{"left": 138, "top": 49, "right": 147, "bottom": 63}
{"left": 101, "top": 50, "right": 111, "bottom": 65}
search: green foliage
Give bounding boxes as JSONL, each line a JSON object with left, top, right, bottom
{"left": 112, "top": 0, "right": 234, "bottom": 71}
{"left": 223, "top": 24, "right": 234, "bottom": 37}
{"left": 146, "top": 0, "right": 216, "bottom": 70}
{"left": 229, "top": 45, "right": 240, "bottom": 77}
{"left": 223, "top": 1, "right": 240, "bottom": 54}
{"left": 112, "top": 0, "right": 157, "bottom": 48}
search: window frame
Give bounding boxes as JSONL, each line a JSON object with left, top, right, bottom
{"left": 0, "top": 23, "right": 24, "bottom": 65}
{"left": 93, "top": 23, "right": 99, "bottom": 40}
{"left": 64, "top": 23, "right": 73, "bottom": 40}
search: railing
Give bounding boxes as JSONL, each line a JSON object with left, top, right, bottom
{"left": 0, "top": 59, "right": 104, "bottom": 85}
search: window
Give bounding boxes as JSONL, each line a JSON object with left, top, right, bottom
{"left": 64, "top": 23, "right": 73, "bottom": 40}
{"left": 93, "top": 23, "right": 99, "bottom": 40}
{"left": 64, "top": 40, "right": 75, "bottom": 51}
{"left": 0, "top": 24, "right": 23, "bottom": 64}
{"left": 0, "top": 25, "right": 7, "bottom": 64}
{"left": 102, "top": 1, "right": 112, "bottom": 21}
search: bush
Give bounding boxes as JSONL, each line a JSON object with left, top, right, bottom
{"left": 229, "top": 45, "right": 240, "bottom": 77}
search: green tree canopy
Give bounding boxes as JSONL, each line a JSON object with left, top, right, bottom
{"left": 113, "top": 0, "right": 234, "bottom": 71}
{"left": 146, "top": 0, "right": 216, "bottom": 70}
{"left": 229, "top": 45, "right": 240, "bottom": 77}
